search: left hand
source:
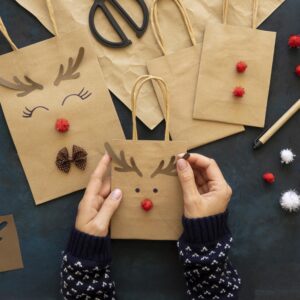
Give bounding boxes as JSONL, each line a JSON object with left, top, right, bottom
{"left": 75, "top": 154, "right": 123, "bottom": 237}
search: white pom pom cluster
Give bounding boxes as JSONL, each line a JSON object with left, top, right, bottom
{"left": 280, "top": 149, "right": 296, "bottom": 164}
{"left": 280, "top": 190, "right": 300, "bottom": 212}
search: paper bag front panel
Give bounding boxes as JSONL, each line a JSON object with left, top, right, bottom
{"left": 193, "top": 23, "right": 276, "bottom": 127}
{"left": 0, "top": 30, "right": 124, "bottom": 204}
{"left": 109, "top": 140, "right": 187, "bottom": 240}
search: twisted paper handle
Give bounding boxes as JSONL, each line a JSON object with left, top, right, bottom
{"left": 0, "top": 18, "right": 18, "bottom": 51}
{"left": 131, "top": 75, "right": 170, "bottom": 141}
{"left": 46, "top": 0, "right": 59, "bottom": 36}
{"left": 151, "top": 0, "right": 197, "bottom": 55}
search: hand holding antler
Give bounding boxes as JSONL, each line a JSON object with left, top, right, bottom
{"left": 176, "top": 154, "right": 232, "bottom": 219}
{"left": 75, "top": 154, "right": 123, "bottom": 237}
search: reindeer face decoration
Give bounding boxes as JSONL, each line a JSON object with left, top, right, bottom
{"left": 0, "top": 30, "right": 124, "bottom": 204}
{"left": 105, "top": 75, "right": 187, "bottom": 240}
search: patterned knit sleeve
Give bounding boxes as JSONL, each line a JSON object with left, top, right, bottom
{"left": 60, "top": 228, "right": 117, "bottom": 300}
{"left": 177, "top": 212, "right": 241, "bottom": 300}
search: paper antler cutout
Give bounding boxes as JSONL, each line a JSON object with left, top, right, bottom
{"left": 54, "top": 47, "right": 85, "bottom": 86}
{"left": 104, "top": 142, "right": 143, "bottom": 177}
{"left": 0, "top": 221, "right": 8, "bottom": 241}
{"left": 151, "top": 156, "right": 177, "bottom": 178}
{"left": 0, "top": 75, "right": 43, "bottom": 97}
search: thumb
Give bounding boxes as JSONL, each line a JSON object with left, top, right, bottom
{"left": 94, "top": 188, "right": 122, "bottom": 234}
{"left": 177, "top": 159, "right": 199, "bottom": 201}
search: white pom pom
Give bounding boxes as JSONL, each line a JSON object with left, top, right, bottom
{"left": 280, "top": 148, "right": 296, "bottom": 164}
{"left": 280, "top": 190, "right": 300, "bottom": 212}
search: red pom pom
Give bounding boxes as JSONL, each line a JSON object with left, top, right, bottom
{"left": 236, "top": 61, "right": 247, "bottom": 73}
{"left": 263, "top": 173, "right": 275, "bottom": 184}
{"left": 288, "top": 35, "right": 300, "bottom": 48}
{"left": 295, "top": 65, "right": 300, "bottom": 77}
{"left": 141, "top": 199, "right": 153, "bottom": 211}
{"left": 233, "top": 86, "right": 245, "bottom": 98}
{"left": 55, "top": 118, "right": 70, "bottom": 133}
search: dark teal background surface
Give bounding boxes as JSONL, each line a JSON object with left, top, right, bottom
{"left": 0, "top": 0, "right": 299, "bottom": 299}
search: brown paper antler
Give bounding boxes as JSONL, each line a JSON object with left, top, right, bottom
{"left": 151, "top": 156, "right": 177, "bottom": 178}
{"left": 54, "top": 47, "right": 85, "bottom": 86}
{"left": 104, "top": 142, "right": 143, "bottom": 177}
{"left": 0, "top": 75, "right": 43, "bottom": 97}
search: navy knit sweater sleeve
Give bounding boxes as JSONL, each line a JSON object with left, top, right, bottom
{"left": 178, "top": 211, "right": 241, "bottom": 299}
{"left": 60, "top": 212, "right": 240, "bottom": 299}
{"left": 60, "top": 229, "right": 116, "bottom": 300}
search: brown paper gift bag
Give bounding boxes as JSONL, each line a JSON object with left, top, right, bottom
{"left": 16, "top": 0, "right": 285, "bottom": 129}
{"left": 147, "top": 0, "right": 244, "bottom": 150}
{"left": 0, "top": 215, "right": 24, "bottom": 273}
{"left": 105, "top": 75, "right": 187, "bottom": 240}
{"left": 193, "top": 0, "right": 276, "bottom": 127}
{"left": 0, "top": 5, "right": 124, "bottom": 205}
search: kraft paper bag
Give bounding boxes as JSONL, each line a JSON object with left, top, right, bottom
{"left": 0, "top": 12, "right": 124, "bottom": 205}
{"left": 16, "top": 0, "right": 285, "bottom": 130}
{"left": 105, "top": 76, "right": 187, "bottom": 240}
{"left": 193, "top": 0, "right": 276, "bottom": 127}
{"left": 0, "top": 215, "right": 24, "bottom": 273}
{"left": 147, "top": 0, "right": 244, "bottom": 150}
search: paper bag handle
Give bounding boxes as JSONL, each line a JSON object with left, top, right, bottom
{"left": 0, "top": 0, "right": 59, "bottom": 50}
{"left": 46, "top": 0, "right": 59, "bottom": 37}
{"left": 131, "top": 75, "right": 170, "bottom": 141}
{"left": 151, "top": 0, "right": 197, "bottom": 55}
{"left": 223, "top": 0, "right": 259, "bottom": 29}
{"left": 0, "top": 18, "right": 18, "bottom": 51}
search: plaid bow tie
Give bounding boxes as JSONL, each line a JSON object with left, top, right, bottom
{"left": 56, "top": 145, "right": 88, "bottom": 173}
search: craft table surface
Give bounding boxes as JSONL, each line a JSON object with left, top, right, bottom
{"left": 0, "top": 1, "right": 299, "bottom": 299}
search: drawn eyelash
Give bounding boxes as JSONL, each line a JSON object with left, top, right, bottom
{"left": 22, "top": 106, "right": 49, "bottom": 118}
{"left": 61, "top": 88, "right": 92, "bottom": 106}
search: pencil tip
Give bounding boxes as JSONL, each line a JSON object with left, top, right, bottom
{"left": 253, "top": 140, "right": 262, "bottom": 150}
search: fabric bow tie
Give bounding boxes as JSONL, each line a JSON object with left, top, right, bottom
{"left": 56, "top": 145, "right": 88, "bottom": 173}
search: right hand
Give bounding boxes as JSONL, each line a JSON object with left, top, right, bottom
{"left": 176, "top": 153, "right": 232, "bottom": 219}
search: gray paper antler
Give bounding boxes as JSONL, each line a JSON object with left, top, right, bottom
{"left": 54, "top": 47, "right": 85, "bottom": 86}
{"left": 104, "top": 142, "right": 143, "bottom": 177}
{"left": 151, "top": 156, "right": 177, "bottom": 178}
{"left": 0, "top": 75, "right": 43, "bottom": 97}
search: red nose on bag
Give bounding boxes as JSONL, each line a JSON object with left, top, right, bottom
{"left": 55, "top": 118, "right": 70, "bottom": 133}
{"left": 141, "top": 199, "right": 153, "bottom": 212}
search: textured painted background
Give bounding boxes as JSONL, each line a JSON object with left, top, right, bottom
{"left": 0, "top": 0, "right": 299, "bottom": 299}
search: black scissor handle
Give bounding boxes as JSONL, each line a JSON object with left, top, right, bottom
{"left": 89, "top": 0, "right": 149, "bottom": 48}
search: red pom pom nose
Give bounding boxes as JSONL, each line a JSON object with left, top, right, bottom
{"left": 295, "top": 65, "right": 300, "bottom": 77}
{"left": 233, "top": 87, "right": 245, "bottom": 98}
{"left": 141, "top": 199, "right": 153, "bottom": 212}
{"left": 236, "top": 61, "right": 247, "bottom": 73}
{"left": 263, "top": 173, "right": 275, "bottom": 184}
{"left": 55, "top": 118, "right": 70, "bottom": 133}
{"left": 288, "top": 35, "right": 300, "bottom": 48}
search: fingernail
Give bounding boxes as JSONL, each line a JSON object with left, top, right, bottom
{"left": 177, "top": 159, "right": 188, "bottom": 170}
{"left": 111, "top": 189, "right": 122, "bottom": 200}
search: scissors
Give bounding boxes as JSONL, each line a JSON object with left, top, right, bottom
{"left": 89, "top": 0, "right": 149, "bottom": 48}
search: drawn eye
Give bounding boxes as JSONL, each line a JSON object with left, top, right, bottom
{"left": 22, "top": 106, "right": 49, "bottom": 118}
{"left": 135, "top": 188, "right": 140, "bottom": 193}
{"left": 153, "top": 188, "right": 158, "bottom": 193}
{"left": 62, "top": 88, "right": 92, "bottom": 106}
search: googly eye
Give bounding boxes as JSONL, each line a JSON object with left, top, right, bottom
{"left": 153, "top": 188, "right": 158, "bottom": 193}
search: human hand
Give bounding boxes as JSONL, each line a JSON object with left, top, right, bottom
{"left": 176, "top": 154, "right": 232, "bottom": 219}
{"left": 75, "top": 154, "right": 122, "bottom": 237}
